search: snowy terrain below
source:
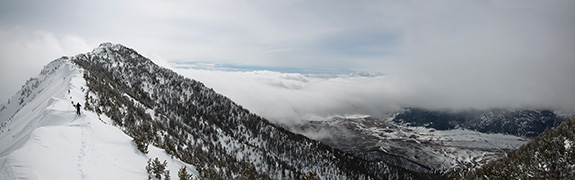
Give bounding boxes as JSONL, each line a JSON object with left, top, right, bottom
{"left": 0, "top": 59, "right": 197, "bottom": 179}
{"left": 292, "top": 116, "right": 528, "bottom": 174}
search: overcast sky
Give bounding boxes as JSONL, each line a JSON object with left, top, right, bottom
{"left": 1, "top": 0, "right": 574, "bottom": 123}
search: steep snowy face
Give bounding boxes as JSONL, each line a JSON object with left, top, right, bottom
{"left": 0, "top": 56, "right": 196, "bottom": 179}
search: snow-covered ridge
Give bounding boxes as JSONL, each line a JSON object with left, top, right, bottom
{"left": 0, "top": 58, "right": 197, "bottom": 179}
{"left": 0, "top": 59, "right": 67, "bottom": 120}
{"left": 69, "top": 43, "right": 432, "bottom": 179}
{"left": 0, "top": 58, "right": 72, "bottom": 156}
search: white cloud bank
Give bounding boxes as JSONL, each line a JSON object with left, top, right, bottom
{"left": 0, "top": 27, "right": 93, "bottom": 102}
{"left": 174, "top": 67, "right": 575, "bottom": 125}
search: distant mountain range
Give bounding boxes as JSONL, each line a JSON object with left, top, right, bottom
{"left": 393, "top": 108, "right": 565, "bottom": 138}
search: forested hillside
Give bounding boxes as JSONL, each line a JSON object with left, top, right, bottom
{"left": 71, "top": 43, "right": 433, "bottom": 179}
{"left": 453, "top": 118, "right": 575, "bottom": 179}
{"left": 394, "top": 108, "right": 565, "bottom": 138}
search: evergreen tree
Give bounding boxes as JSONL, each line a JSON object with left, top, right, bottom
{"left": 302, "top": 171, "right": 320, "bottom": 180}
{"left": 146, "top": 157, "right": 170, "bottom": 180}
{"left": 178, "top": 166, "right": 193, "bottom": 180}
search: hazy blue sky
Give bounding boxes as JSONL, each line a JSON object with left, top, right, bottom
{"left": 1, "top": 0, "right": 574, "bottom": 121}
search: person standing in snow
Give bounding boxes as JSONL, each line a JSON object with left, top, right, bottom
{"left": 75, "top": 102, "right": 82, "bottom": 115}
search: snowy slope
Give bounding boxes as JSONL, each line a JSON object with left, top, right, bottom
{"left": 0, "top": 58, "right": 197, "bottom": 179}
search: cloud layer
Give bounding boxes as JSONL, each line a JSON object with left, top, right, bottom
{"left": 0, "top": 28, "right": 92, "bottom": 102}
{"left": 174, "top": 67, "right": 575, "bottom": 125}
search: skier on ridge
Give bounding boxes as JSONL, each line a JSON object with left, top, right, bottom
{"left": 75, "top": 102, "right": 82, "bottom": 115}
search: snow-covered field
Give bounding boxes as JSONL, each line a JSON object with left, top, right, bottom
{"left": 371, "top": 122, "right": 528, "bottom": 171}
{"left": 0, "top": 59, "right": 197, "bottom": 179}
{"left": 295, "top": 116, "right": 528, "bottom": 174}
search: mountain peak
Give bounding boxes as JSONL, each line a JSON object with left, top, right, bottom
{"left": 98, "top": 42, "right": 114, "bottom": 47}
{"left": 81, "top": 43, "right": 153, "bottom": 66}
{"left": 91, "top": 42, "right": 129, "bottom": 54}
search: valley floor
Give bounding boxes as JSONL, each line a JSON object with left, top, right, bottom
{"left": 293, "top": 117, "right": 529, "bottom": 174}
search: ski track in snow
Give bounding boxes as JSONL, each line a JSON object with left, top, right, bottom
{"left": 0, "top": 157, "right": 16, "bottom": 180}
{"left": 77, "top": 114, "right": 88, "bottom": 180}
